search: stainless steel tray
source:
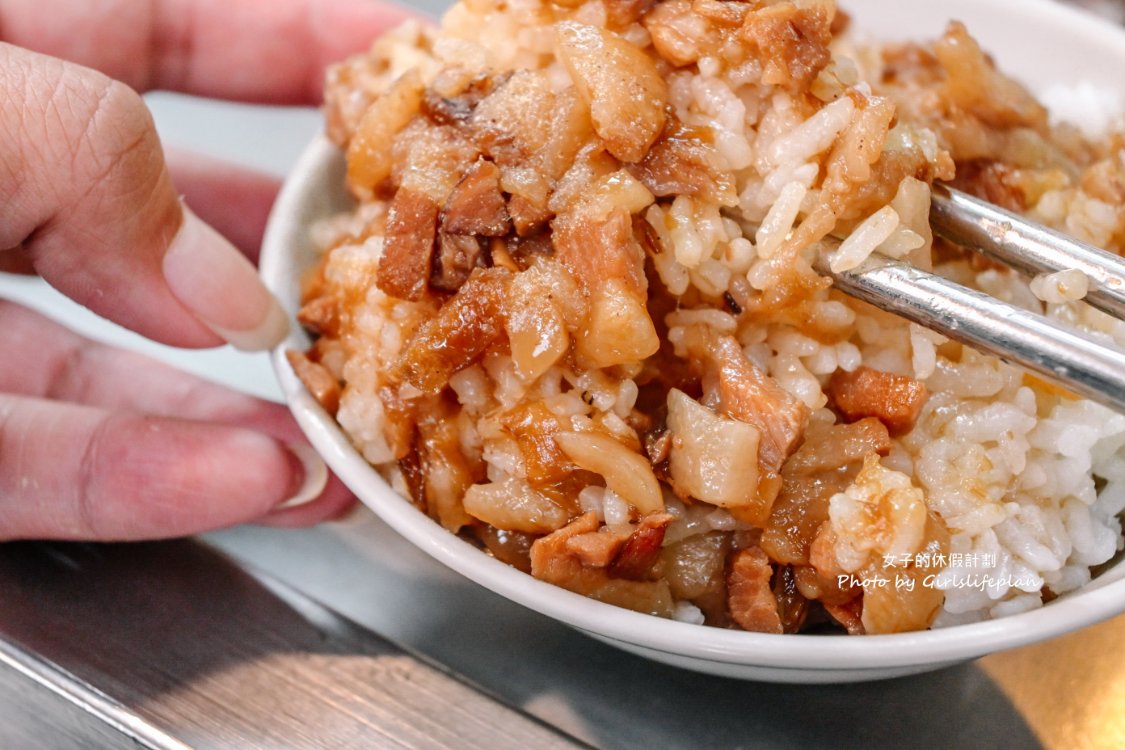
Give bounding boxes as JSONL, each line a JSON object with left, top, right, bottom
{"left": 0, "top": 538, "right": 586, "bottom": 750}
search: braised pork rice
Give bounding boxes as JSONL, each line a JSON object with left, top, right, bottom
{"left": 289, "top": 0, "right": 1125, "bottom": 634}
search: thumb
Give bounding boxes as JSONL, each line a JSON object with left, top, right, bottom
{"left": 0, "top": 43, "right": 287, "bottom": 350}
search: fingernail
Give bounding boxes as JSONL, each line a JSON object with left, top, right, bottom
{"left": 163, "top": 205, "right": 289, "bottom": 351}
{"left": 277, "top": 443, "right": 329, "bottom": 509}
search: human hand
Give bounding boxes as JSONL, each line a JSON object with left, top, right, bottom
{"left": 0, "top": 0, "right": 412, "bottom": 540}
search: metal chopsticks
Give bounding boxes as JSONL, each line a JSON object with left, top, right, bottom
{"left": 814, "top": 186, "right": 1125, "bottom": 414}
{"left": 930, "top": 185, "right": 1125, "bottom": 320}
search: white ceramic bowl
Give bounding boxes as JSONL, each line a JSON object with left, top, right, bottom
{"left": 261, "top": 0, "right": 1125, "bottom": 683}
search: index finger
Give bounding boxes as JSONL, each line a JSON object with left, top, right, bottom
{"left": 0, "top": 0, "right": 417, "bottom": 104}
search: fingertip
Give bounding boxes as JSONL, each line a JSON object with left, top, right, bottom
{"left": 276, "top": 443, "right": 329, "bottom": 510}
{"left": 209, "top": 295, "right": 290, "bottom": 353}
{"left": 0, "top": 400, "right": 329, "bottom": 541}
{"left": 257, "top": 471, "right": 357, "bottom": 528}
{"left": 2, "top": 47, "right": 225, "bottom": 349}
{"left": 162, "top": 206, "right": 289, "bottom": 351}
{"left": 326, "top": 497, "right": 366, "bottom": 525}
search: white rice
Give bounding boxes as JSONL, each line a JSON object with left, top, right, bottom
{"left": 828, "top": 205, "right": 900, "bottom": 272}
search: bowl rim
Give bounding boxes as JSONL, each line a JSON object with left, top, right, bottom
{"left": 260, "top": 0, "right": 1125, "bottom": 672}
